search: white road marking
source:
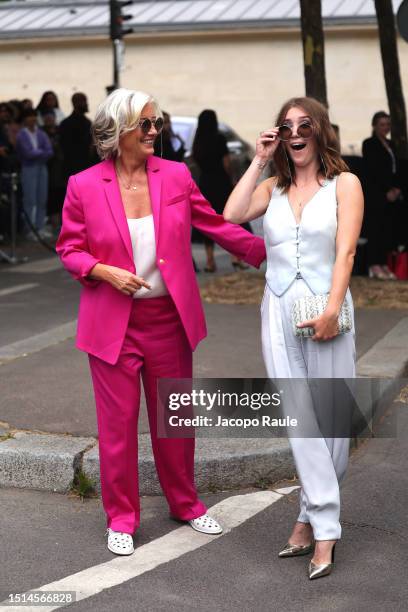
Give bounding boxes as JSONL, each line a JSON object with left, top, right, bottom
{"left": 0, "top": 321, "right": 76, "bottom": 364}
{"left": 1, "top": 490, "right": 283, "bottom": 612}
{"left": 0, "top": 283, "right": 39, "bottom": 297}
{"left": 3, "top": 258, "right": 62, "bottom": 274}
{"left": 274, "top": 486, "right": 300, "bottom": 495}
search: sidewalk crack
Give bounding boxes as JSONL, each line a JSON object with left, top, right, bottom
{"left": 342, "top": 520, "right": 406, "bottom": 540}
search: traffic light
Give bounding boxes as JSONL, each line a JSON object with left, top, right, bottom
{"left": 110, "top": 0, "right": 133, "bottom": 40}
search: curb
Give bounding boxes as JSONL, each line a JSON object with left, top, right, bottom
{"left": 84, "top": 437, "right": 294, "bottom": 495}
{"left": 355, "top": 318, "right": 408, "bottom": 379}
{"left": 1, "top": 317, "right": 407, "bottom": 495}
{"left": 0, "top": 432, "right": 94, "bottom": 493}
{"left": 0, "top": 432, "right": 294, "bottom": 496}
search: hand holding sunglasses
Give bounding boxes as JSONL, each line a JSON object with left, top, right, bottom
{"left": 255, "top": 127, "right": 281, "bottom": 165}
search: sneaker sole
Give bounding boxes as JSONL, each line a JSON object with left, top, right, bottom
{"left": 107, "top": 543, "right": 135, "bottom": 555}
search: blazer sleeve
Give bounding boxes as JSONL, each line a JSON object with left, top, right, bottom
{"left": 56, "top": 176, "right": 101, "bottom": 287}
{"left": 183, "top": 164, "right": 266, "bottom": 268}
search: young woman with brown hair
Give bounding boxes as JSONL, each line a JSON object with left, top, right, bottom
{"left": 224, "top": 97, "right": 364, "bottom": 580}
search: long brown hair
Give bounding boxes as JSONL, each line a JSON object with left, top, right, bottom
{"left": 273, "top": 97, "right": 349, "bottom": 192}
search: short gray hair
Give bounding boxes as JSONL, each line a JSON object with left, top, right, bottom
{"left": 92, "top": 88, "right": 162, "bottom": 159}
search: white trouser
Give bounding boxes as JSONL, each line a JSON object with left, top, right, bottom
{"left": 261, "top": 279, "right": 356, "bottom": 540}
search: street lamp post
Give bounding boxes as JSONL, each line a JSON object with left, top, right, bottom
{"left": 109, "top": 0, "right": 133, "bottom": 91}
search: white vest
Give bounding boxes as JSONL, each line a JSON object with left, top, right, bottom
{"left": 264, "top": 177, "right": 338, "bottom": 296}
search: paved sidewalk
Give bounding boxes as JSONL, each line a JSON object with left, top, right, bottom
{"left": 0, "top": 247, "right": 407, "bottom": 495}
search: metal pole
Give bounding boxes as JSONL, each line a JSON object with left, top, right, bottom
{"left": 113, "top": 39, "right": 120, "bottom": 89}
{"left": 9, "top": 172, "right": 18, "bottom": 262}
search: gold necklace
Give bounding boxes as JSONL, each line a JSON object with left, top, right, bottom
{"left": 116, "top": 162, "right": 139, "bottom": 191}
{"left": 291, "top": 180, "right": 318, "bottom": 209}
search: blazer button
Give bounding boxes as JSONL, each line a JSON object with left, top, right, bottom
{"left": 159, "top": 258, "right": 165, "bottom": 264}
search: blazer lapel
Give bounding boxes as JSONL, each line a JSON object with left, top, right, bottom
{"left": 146, "top": 156, "right": 162, "bottom": 247}
{"left": 102, "top": 159, "right": 133, "bottom": 262}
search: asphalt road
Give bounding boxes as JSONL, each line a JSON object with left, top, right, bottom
{"left": 0, "top": 397, "right": 406, "bottom": 611}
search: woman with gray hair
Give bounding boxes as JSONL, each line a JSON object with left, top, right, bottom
{"left": 56, "top": 88, "right": 265, "bottom": 555}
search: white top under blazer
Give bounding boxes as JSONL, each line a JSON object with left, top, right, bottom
{"left": 127, "top": 215, "right": 169, "bottom": 299}
{"left": 264, "top": 177, "right": 338, "bottom": 296}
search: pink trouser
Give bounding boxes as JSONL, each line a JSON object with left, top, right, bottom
{"left": 88, "top": 295, "right": 207, "bottom": 534}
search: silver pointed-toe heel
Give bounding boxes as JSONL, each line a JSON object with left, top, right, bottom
{"left": 308, "top": 543, "right": 336, "bottom": 580}
{"left": 278, "top": 542, "right": 314, "bottom": 558}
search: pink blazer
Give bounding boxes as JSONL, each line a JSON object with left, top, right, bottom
{"left": 56, "top": 156, "right": 266, "bottom": 364}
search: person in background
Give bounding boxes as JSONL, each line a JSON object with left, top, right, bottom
{"left": 192, "top": 109, "right": 249, "bottom": 272}
{"left": 0, "top": 111, "right": 18, "bottom": 176}
{"left": 0, "top": 103, "right": 14, "bottom": 128}
{"left": 362, "top": 111, "right": 401, "bottom": 279}
{"left": 16, "top": 109, "right": 53, "bottom": 240}
{"left": 41, "top": 113, "right": 65, "bottom": 234}
{"left": 36, "top": 91, "right": 65, "bottom": 127}
{"left": 59, "top": 93, "right": 94, "bottom": 182}
{"left": 0, "top": 102, "right": 20, "bottom": 148}
{"left": 154, "top": 111, "right": 185, "bottom": 162}
{"left": 0, "top": 121, "right": 18, "bottom": 241}
{"left": 21, "top": 99, "right": 34, "bottom": 112}
{"left": 153, "top": 111, "right": 201, "bottom": 271}
{"left": 0, "top": 124, "right": 14, "bottom": 173}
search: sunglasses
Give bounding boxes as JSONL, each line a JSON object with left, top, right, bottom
{"left": 137, "top": 117, "right": 164, "bottom": 135}
{"left": 278, "top": 122, "right": 314, "bottom": 141}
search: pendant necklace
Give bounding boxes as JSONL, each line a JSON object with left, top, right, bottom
{"left": 116, "top": 163, "right": 139, "bottom": 191}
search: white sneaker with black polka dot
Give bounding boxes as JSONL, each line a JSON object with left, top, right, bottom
{"left": 106, "top": 528, "right": 134, "bottom": 555}
{"left": 188, "top": 514, "right": 223, "bottom": 535}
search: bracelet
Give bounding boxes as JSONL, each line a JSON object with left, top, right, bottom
{"left": 255, "top": 159, "right": 268, "bottom": 170}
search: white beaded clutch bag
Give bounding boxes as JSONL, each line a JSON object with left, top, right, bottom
{"left": 291, "top": 294, "right": 352, "bottom": 337}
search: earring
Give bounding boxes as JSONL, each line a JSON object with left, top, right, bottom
{"left": 320, "top": 153, "right": 328, "bottom": 184}
{"left": 283, "top": 146, "right": 293, "bottom": 183}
